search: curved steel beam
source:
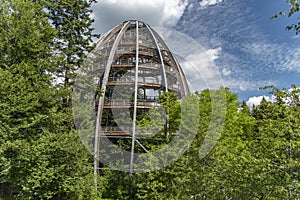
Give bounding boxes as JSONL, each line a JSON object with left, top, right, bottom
{"left": 151, "top": 30, "right": 189, "bottom": 97}
{"left": 130, "top": 20, "right": 139, "bottom": 175}
{"left": 94, "top": 21, "right": 131, "bottom": 188}
{"left": 145, "top": 24, "right": 168, "bottom": 91}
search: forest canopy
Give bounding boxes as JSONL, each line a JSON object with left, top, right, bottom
{"left": 0, "top": 0, "right": 299, "bottom": 199}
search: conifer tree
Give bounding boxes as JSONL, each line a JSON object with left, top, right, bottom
{"left": 42, "top": 0, "right": 99, "bottom": 90}
{"left": 0, "top": 0, "right": 97, "bottom": 198}
{"left": 250, "top": 85, "right": 300, "bottom": 199}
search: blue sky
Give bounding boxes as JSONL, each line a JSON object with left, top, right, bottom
{"left": 91, "top": 0, "right": 300, "bottom": 105}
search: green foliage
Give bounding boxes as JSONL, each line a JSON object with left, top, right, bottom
{"left": 250, "top": 85, "right": 300, "bottom": 199}
{"left": 101, "top": 86, "right": 300, "bottom": 199}
{"left": 0, "top": 0, "right": 56, "bottom": 71}
{"left": 1, "top": 0, "right": 299, "bottom": 198}
{"left": 41, "top": 0, "right": 99, "bottom": 87}
{"left": 0, "top": 0, "right": 98, "bottom": 199}
{"left": 157, "top": 92, "right": 181, "bottom": 134}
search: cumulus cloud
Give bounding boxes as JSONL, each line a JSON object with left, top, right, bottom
{"left": 246, "top": 86, "right": 299, "bottom": 109}
{"left": 90, "top": 1, "right": 226, "bottom": 92}
{"left": 199, "top": 0, "right": 224, "bottom": 7}
{"left": 246, "top": 95, "right": 275, "bottom": 108}
{"left": 92, "top": 0, "right": 188, "bottom": 34}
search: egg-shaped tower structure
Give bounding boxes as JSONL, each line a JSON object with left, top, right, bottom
{"left": 94, "top": 20, "right": 189, "bottom": 137}
{"left": 90, "top": 20, "right": 191, "bottom": 178}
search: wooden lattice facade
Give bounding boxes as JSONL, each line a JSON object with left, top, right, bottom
{"left": 93, "top": 20, "right": 189, "bottom": 137}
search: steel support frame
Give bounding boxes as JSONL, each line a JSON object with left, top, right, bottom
{"left": 94, "top": 21, "right": 131, "bottom": 189}
{"left": 145, "top": 25, "right": 168, "bottom": 92}
{"left": 129, "top": 21, "right": 139, "bottom": 175}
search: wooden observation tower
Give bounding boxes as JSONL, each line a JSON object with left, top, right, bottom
{"left": 92, "top": 20, "right": 190, "bottom": 180}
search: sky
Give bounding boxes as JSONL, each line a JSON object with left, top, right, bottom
{"left": 91, "top": 0, "right": 300, "bottom": 106}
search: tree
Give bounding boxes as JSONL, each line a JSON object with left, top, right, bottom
{"left": 178, "top": 88, "right": 256, "bottom": 199}
{"left": 0, "top": 0, "right": 97, "bottom": 198}
{"left": 272, "top": 0, "right": 300, "bottom": 34}
{"left": 250, "top": 85, "right": 300, "bottom": 199}
{"left": 157, "top": 92, "right": 181, "bottom": 134}
{"left": 42, "top": 0, "right": 99, "bottom": 89}
{"left": 95, "top": 86, "right": 299, "bottom": 199}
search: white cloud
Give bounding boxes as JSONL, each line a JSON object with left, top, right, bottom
{"left": 246, "top": 95, "right": 274, "bottom": 108}
{"left": 181, "top": 51, "right": 222, "bottom": 91}
{"left": 154, "top": 27, "right": 224, "bottom": 91}
{"left": 180, "top": 0, "right": 300, "bottom": 94}
{"left": 223, "top": 79, "right": 277, "bottom": 92}
{"left": 246, "top": 86, "right": 300, "bottom": 108}
{"left": 242, "top": 42, "right": 300, "bottom": 73}
{"left": 288, "top": 87, "right": 300, "bottom": 92}
{"left": 206, "top": 47, "right": 222, "bottom": 61}
{"left": 162, "top": 0, "right": 188, "bottom": 26}
{"left": 199, "top": 0, "right": 224, "bottom": 7}
{"left": 281, "top": 87, "right": 300, "bottom": 106}
{"left": 92, "top": 0, "right": 188, "bottom": 34}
